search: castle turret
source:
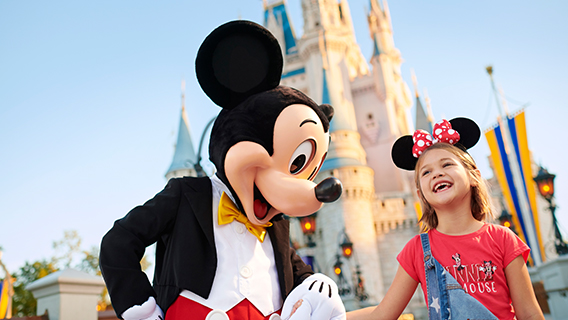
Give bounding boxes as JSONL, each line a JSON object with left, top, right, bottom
{"left": 355, "top": 0, "right": 413, "bottom": 195}
{"left": 165, "top": 81, "right": 198, "bottom": 180}
{"left": 412, "top": 70, "right": 434, "bottom": 132}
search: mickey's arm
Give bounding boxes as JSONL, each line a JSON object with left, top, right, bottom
{"left": 100, "top": 178, "right": 182, "bottom": 318}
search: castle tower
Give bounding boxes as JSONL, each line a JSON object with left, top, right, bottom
{"left": 265, "top": 0, "right": 384, "bottom": 308}
{"left": 165, "top": 80, "right": 199, "bottom": 180}
{"left": 354, "top": 0, "right": 414, "bottom": 195}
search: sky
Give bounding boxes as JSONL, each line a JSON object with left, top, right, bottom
{"left": 1, "top": 0, "right": 567, "bottom": 274}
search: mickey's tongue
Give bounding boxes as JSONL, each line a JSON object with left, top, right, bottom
{"left": 254, "top": 199, "right": 268, "bottom": 219}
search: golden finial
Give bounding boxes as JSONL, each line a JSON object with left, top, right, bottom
{"left": 411, "top": 68, "right": 419, "bottom": 98}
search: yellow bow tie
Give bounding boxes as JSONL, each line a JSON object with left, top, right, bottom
{"left": 218, "top": 192, "right": 273, "bottom": 242}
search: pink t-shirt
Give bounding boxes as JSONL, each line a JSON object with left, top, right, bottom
{"left": 397, "top": 223, "right": 530, "bottom": 320}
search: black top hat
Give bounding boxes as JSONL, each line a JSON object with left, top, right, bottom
{"left": 391, "top": 117, "right": 481, "bottom": 170}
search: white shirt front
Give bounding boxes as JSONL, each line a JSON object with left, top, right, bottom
{"left": 179, "top": 175, "right": 283, "bottom": 316}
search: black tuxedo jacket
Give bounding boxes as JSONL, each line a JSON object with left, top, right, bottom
{"left": 100, "top": 176, "right": 313, "bottom": 318}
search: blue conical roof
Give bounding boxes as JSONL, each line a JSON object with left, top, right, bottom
{"left": 166, "top": 107, "right": 198, "bottom": 175}
{"left": 415, "top": 96, "right": 432, "bottom": 132}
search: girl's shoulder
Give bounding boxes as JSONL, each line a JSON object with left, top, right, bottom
{"left": 400, "top": 234, "right": 424, "bottom": 254}
{"left": 483, "top": 222, "right": 517, "bottom": 238}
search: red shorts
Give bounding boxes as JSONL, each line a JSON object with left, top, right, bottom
{"left": 165, "top": 296, "right": 281, "bottom": 320}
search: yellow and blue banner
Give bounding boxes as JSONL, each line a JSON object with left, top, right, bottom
{"left": 484, "top": 110, "right": 544, "bottom": 265}
{"left": 0, "top": 277, "right": 10, "bottom": 319}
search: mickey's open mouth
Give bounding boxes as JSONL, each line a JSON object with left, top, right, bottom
{"left": 253, "top": 184, "right": 272, "bottom": 219}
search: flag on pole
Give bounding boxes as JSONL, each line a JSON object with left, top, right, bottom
{"left": 0, "top": 253, "right": 13, "bottom": 319}
{"left": 0, "top": 277, "right": 11, "bottom": 319}
{"left": 484, "top": 109, "right": 544, "bottom": 265}
{"left": 506, "top": 111, "right": 545, "bottom": 261}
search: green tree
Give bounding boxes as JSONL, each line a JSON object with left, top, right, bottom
{"left": 11, "top": 260, "right": 58, "bottom": 317}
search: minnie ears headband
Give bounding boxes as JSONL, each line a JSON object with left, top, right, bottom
{"left": 195, "top": 20, "right": 283, "bottom": 110}
{"left": 391, "top": 117, "right": 481, "bottom": 170}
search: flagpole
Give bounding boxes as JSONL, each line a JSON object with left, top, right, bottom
{"left": 486, "top": 66, "right": 543, "bottom": 265}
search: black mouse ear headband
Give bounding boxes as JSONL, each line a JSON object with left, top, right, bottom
{"left": 195, "top": 20, "right": 283, "bottom": 110}
{"left": 391, "top": 117, "right": 481, "bottom": 170}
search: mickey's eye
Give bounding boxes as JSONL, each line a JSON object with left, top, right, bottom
{"left": 289, "top": 139, "right": 316, "bottom": 174}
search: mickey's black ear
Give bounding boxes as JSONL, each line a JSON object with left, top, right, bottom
{"left": 391, "top": 135, "right": 416, "bottom": 171}
{"left": 320, "top": 104, "right": 334, "bottom": 122}
{"left": 196, "top": 20, "right": 283, "bottom": 110}
{"left": 449, "top": 117, "right": 481, "bottom": 150}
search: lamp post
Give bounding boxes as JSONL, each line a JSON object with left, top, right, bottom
{"left": 333, "top": 254, "right": 351, "bottom": 296}
{"left": 533, "top": 166, "right": 568, "bottom": 255}
{"left": 299, "top": 213, "right": 318, "bottom": 271}
{"left": 194, "top": 116, "right": 217, "bottom": 177}
{"left": 340, "top": 232, "right": 353, "bottom": 259}
{"left": 337, "top": 229, "right": 368, "bottom": 302}
{"left": 497, "top": 198, "right": 517, "bottom": 234}
{"left": 299, "top": 213, "right": 317, "bottom": 247}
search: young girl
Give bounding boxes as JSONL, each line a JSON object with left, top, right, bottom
{"left": 347, "top": 118, "right": 544, "bottom": 320}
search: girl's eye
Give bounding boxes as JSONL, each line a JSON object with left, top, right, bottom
{"left": 422, "top": 170, "right": 430, "bottom": 176}
{"left": 443, "top": 162, "right": 453, "bottom": 167}
{"left": 289, "top": 140, "right": 315, "bottom": 174}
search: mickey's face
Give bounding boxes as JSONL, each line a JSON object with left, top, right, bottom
{"left": 224, "top": 104, "right": 330, "bottom": 225}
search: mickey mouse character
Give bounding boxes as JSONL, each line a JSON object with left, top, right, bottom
{"left": 100, "top": 20, "right": 345, "bottom": 320}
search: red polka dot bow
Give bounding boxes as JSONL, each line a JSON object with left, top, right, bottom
{"left": 412, "top": 119, "right": 461, "bottom": 158}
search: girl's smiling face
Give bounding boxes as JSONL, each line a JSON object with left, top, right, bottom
{"left": 416, "top": 148, "right": 475, "bottom": 210}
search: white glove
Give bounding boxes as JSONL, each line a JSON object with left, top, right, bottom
{"left": 121, "top": 296, "right": 164, "bottom": 320}
{"left": 281, "top": 273, "right": 346, "bottom": 320}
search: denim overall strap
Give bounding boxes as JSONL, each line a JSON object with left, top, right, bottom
{"left": 421, "top": 233, "right": 450, "bottom": 320}
{"left": 420, "top": 234, "right": 499, "bottom": 320}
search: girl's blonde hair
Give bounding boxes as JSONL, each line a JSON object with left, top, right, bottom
{"left": 414, "top": 143, "right": 495, "bottom": 232}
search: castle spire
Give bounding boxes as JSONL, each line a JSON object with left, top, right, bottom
{"left": 411, "top": 70, "right": 433, "bottom": 132}
{"left": 368, "top": 0, "right": 395, "bottom": 58}
{"left": 165, "top": 80, "right": 198, "bottom": 180}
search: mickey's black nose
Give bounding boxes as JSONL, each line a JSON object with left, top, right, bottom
{"left": 314, "top": 177, "right": 342, "bottom": 203}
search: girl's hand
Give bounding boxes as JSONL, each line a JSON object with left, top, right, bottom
{"left": 347, "top": 265, "right": 418, "bottom": 320}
